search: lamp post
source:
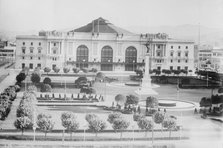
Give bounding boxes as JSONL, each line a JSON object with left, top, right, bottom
{"left": 133, "top": 60, "right": 135, "bottom": 71}
{"left": 83, "top": 125, "right": 88, "bottom": 141}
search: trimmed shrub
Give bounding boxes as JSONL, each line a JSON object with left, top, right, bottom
{"left": 133, "top": 113, "right": 145, "bottom": 122}
{"left": 31, "top": 73, "right": 40, "bottom": 84}
{"left": 16, "top": 73, "right": 26, "bottom": 82}
{"left": 44, "top": 67, "right": 51, "bottom": 75}
{"left": 107, "top": 112, "right": 123, "bottom": 124}
{"left": 37, "top": 113, "right": 54, "bottom": 138}
{"left": 43, "top": 77, "right": 51, "bottom": 86}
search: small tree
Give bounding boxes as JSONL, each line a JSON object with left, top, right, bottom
{"left": 107, "top": 112, "right": 122, "bottom": 124}
{"left": 125, "top": 95, "right": 139, "bottom": 108}
{"left": 133, "top": 113, "right": 145, "bottom": 122}
{"left": 85, "top": 113, "right": 98, "bottom": 123}
{"left": 31, "top": 73, "right": 40, "bottom": 84}
{"left": 63, "top": 67, "right": 70, "bottom": 73}
{"left": 44, "top": 67, "right": 51, "bottom": 75}
{"left": 153, "top": 111, "right": 165, "bottom": 134}
{"left": 96, "top": 72, "right": 105, "bottom": 81}
{"left": 137, "top": 118, "right": 154, "bottom": 137}
{"left": 27, "top": 85, "right": 37, "bottom": 93}
{"left": 115, "top": 94, "right": 126, "bottom": 107}
{"left": 61, "top": 112, "right": 79, "bottom": 139}
{"left": 40, "top": 84, "right": 52, "bottom": 93}
{"left": 14, "top": 116, "right": 32, "bottom": 135}
{"left": 53, "top": 67, "right": 60, "bottom": 73}
{"left": 37, "top": 113, "right": 54, "bottom": 138}
{"left": 16, "top": 73, "right": 26, "bottom": 82}
{"left": 112, "top": 118, "right": 130, "bottom": 138}
{"left": 72, "top": 68, "right": 79, "bottom": 73}
{"left": 146, "top": 96, "right": 158, "bottom": 109}
{"left": 162, "top": 117, "right": 177, "bottom": 138}
{"left": 88, "top": 118, "right": 107, "bottom": 137}
{"left": 43, "top": 77, "right": 52, "bottom": 86}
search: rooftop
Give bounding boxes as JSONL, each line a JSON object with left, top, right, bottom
{"left": 69, "top": 17, "right": 134, "bottom": 35}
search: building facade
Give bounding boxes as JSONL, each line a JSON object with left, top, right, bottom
{"left": 15, "top": 18, "right": 195, "bottom": 73}
{"left": 0, "top": 40, "right": 16, "bottom": 62}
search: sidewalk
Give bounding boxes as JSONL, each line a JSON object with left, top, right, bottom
{"left": 0, "top": 69, "right": 18, "bottom": 92}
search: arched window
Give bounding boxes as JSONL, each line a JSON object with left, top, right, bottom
{"left": 101, "top": 46, "right": 113, "bottom": 71}
{"left": 125, "top": 46, "right": 137, "bottom": 71}
{"left": 76, "top": 45, "right": 89, "bottom": 68}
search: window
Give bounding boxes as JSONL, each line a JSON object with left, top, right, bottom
{"left": 125, "top": 46, "right": 137, "bottom": 71}
{"left": 157, "top": 52, "right": 161, "bottom": 57}
{"left": 22, "top": 48, "right": 26, "bottom": 54}
{"left": 178, "top": 46, "right": 181, "bottom": 49}
{"left": 23, "top": 42, "right": 25, "bottom": 46}
{"left": 157, "top": 66, "right": 161, "bottom": 70}
{"left": 186, "top": 46, "right": 188, "bottom": 49}
{"left": 171, "top": 59, "right": 173, "bottom": 63}
{"left": 22, "top": 57, "right": 25, "bottom": 60}
{"left": 38, "top": 49, "right": 41, "bottom": 54}
{"left": 30, "top": 57, "right": 33, "bottom": 60}
{"left": 178, "top": 52, "right": 181, "bottom": 57}
{"left": 185, "top": 66, "right": 188, "bottom": 70}
{"left": 178, "top": 59, "right": 180, "bottom": 63}
{"left": 101, "top": 46, "right": 113, "bottom": 71}
{"left": 37, "top": 64, "right": 41, "bottom": 68}
{"left": 170, "top": 66, "right": 173, "bottom": 71}
{"left": 185, "top": 52, "right": 188, "bottom": 57}
{"left": 53, "top": 50, "right": 57, "bottom": 54}
{"left": 39, "top": 42, "right": 41, "bottom": 46}
{"left": 157, "top": 45, "right": 160, "bottom": 49}
{"left": 38, "top": 57, "right": 40, "bottom": 60}
{"left": 177, "top": 66, "right": 181, "bottom": 70}
{"left": 185, "top": 59, "right": 188, "bottom": 63}
{"left": 170, "top": 52, "right": 173, "bottom": 56}
{"left": 29, "top": 63, "right": 33, "bottom": 69}
{"left": 30, "top": 48, "right": 33, "bottom": 53}
{"left": 171, "top": 46, "right": 173, "bottom": 49}
{"left": 76, "top": 45, "right": 89, "bottom": 68}
{"left": 54, "top": 43, "right": 56, "bottom": 46}
{"left": 22, "top": 63, "right": 25, "bottom": 69}
{"left": 69, "top": 58, "right": 71, "bottom": 61}
{"left": 31, "top": 42, "right": 33, "bottom": 46}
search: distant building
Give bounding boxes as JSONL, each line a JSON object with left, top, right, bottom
{"left": 15, "top": 18, "right": 195, "bottom": 73}
{"left": 0, "top": 39, "right": 16, "bottom": 62}
{"left": 212, "top": 47, "right": 223, "bottom": 73}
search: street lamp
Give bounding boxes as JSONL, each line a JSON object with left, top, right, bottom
{"left": 133, "top": 60, "right": 135, "bottom": 71}
{"left": 83, "top": 125, "right": 88, "bottom": 141}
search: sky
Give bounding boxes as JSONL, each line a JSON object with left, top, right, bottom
{"left": 0, "top": 0, "right": 223, "bottom": 32}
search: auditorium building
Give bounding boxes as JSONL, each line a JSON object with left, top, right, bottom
{"left": 15, "top": 17, "right": 195, "bottom": 73}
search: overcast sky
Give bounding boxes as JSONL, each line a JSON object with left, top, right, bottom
{"left": 0, "top": 0, "right": 223, "bottom": 32}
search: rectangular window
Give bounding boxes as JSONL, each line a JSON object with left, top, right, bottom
{"left": 38, "top": 57, "right": 40, "bottom": 60}
{"left": 185, "top": 52, "right": 188, "bottom": 57}
{"left": 171, "top": 59, "right": 173, "bottom": 63}
{"left": 170, "top": 66, "right": 173, "bottom": 71}
{"left": 30, "top": 57, "right": 33, "bottom": 60}
{"left": 23, "top": 42, "right": 25, "bottom": 46}
{"left": 31, "top": 42, "right": 33, "bottom": 46}
{"left": 39, "top": 42, "right": 41, "bottom": 46}
{"left": 22, "top": 49, "right": 25, "bottom": 54}
{"left": 171, "top": 46, "right": 173, "bottom": 49}
{"left": 185, "top": 66, "right": 188, "bottom": 70}
{"left": 170, "top": 52, "right": 173, "bottom": 56}
{"left": 178, "top": 46, "right": 181, "bottom": 49}
{"left": 29, "top": 63, "right": 33, "bottom": 69}
{"left": 178, "top": 59, "right": 180, "bottom": 63}
{"left": 37, "top": 63, "right": 41, "bottom": 68}
{"left": 177, "top": 66, "right": 181, "bottom": 70}
{"left": 157, "top": 66, "right": 161, "bottom": 70}
{"left": 22, "top": 63, "right": 25, "bottom": 69}
{"left": 178, "top": 52, "right": 181, "bottom": 57}
{"left": 157, "top": 45, "right": 160, "bottom": 49}
{"left": 38, "top": 49, "right": 41, "bottom": 53}
{"left": 185, "top": 59, "right": 188, "bottom": 63}
{"left": 22, "top": 57, "right": 25, "bottom": 60}
{"left": 53, "top": 50, "right": 56, "bottom": 54}
{"left": 30, "top": 48, "right": 33, "bottom": 53}
{"left": 186, "top": 46, "right": 188, "bottom": 49}
{"left": 54, "top": 43, "right": 56, "bottom": 46}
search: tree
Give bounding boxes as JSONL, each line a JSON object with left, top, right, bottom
{"left": 72, "top": 68, "right": 79, "bottom": 73}
{"left": 153, "top": 111, "right": 165, "bottom": 134}
{"left": 43, "top": 77, "right": 52, "bottom": 86}
{"left": 96, "top": 72, "right": 105, "bottom": 81}
{"left": 115, "top": 94, "right": 126, "bottom": 107}
{"left": 37, "top": 113, "right": 54, "bottom": 138}
{"left": 14, "top": 116, "right": 32, "bottom": 135}
{"left": 85, "top": 113, "right": 98, "bottom": 123}
{"left": 31, "top": 73, "right": 40, "bottom": 84}
{"left": 27, "top": 85, "right": 37, "bottom": 93}
{"left": 146, "top": 96, "right": 158, "bottom": 109}
{"left": 126, "top": 95, "right": 139, "bottom": 107}
{"left": 16, "top": 73, "right": 26, "bottom": 82}
{"left": 61, "top": 112, "right": 79, "bottom": 139}
{"left": 63, "top": 67, "right": 70, "bottom": 73}
{"left": 40, "top": 84, "right": 52, "bottom": 92}
{"left": 133, "top": 113, "right": 145, "bottom": 122}
{"left": 137, "top": 118, "right": 154, "bottom": 137}
{"left": 3, "top": 87, "right": 17, "bottom": 101}
{"left": 88, "top": 118, "right": 107, "bottom": 137}
{"left": 44, "top": 67, "right": 51, "bottom": 75}
{"left": 162, "top": 117, "right": 177, "bottom": 138}
{"left": 112, "top": 118, "right": 130, "bottom": 138}
{"left": 107, "top": 112, "right": 123, "bottom": 124}
{"left": 53, "top": 67, "right": 60, "bottom": 73}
